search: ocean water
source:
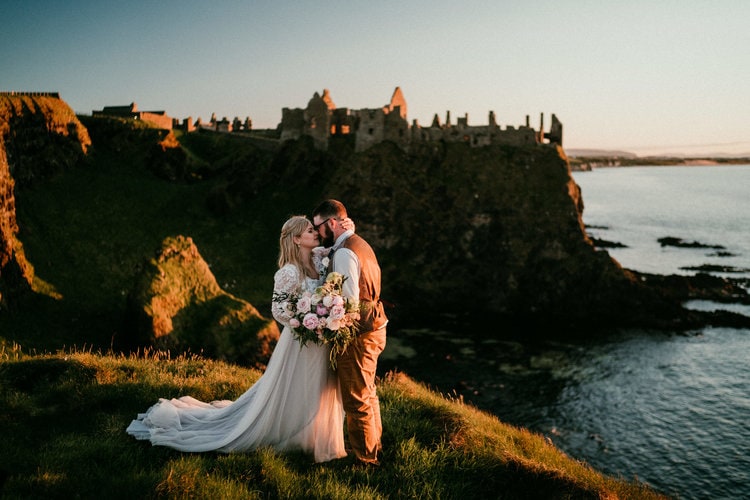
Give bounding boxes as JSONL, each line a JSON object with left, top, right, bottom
{"left": 555, "top": 166, "right": 750, "bottom": 498}
{"left": 383, "top": 166, "right": 750, "bottom": 499}
{"left": 575, "top": 165, "right": 750, "bottom": 280}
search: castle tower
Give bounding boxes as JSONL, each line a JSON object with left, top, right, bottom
{"left": 305, "top": 91, "right": 332, "bottom": 150}
{"left": 321, "top": 89, "right": 336, "bottom": 110}
{"left": 388, "top": 87, "right": 407, "bottom": 119}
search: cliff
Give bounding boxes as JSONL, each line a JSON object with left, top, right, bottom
{"left": 4, "top": 98, "right": 746, "bottom": 351}
{"left": 320, "top": 141, "right": 689, "bottom": 331}
{"left": 214, "top": 136, "right": 746, "bottom": 332}
{"left": 0, "top": 95, "right": 90, "bottom": 308}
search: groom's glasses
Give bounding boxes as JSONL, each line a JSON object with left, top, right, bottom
{"left": 313, "top": 217, "right": 331, "bottom": 231}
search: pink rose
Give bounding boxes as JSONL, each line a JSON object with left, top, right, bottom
{"left": 316, "top": 304, "right": 328, "bottom": 316}
{"left": 332, "top": 295, "right": 344, "bottom": 307}
{"left": 323, "top": 294, "right": 334, "bottom": 308}
{"left": 289, "top": 318, "right": 300, "bottom": 328}
{"left": 326, "top": 317, "right": 342, "bottom": 331}
{"left": 329, "top": 304, "right": 345, "bottom": 320}
{"left": 302, "top": 313, "right": 319, "bottom": 330}
{"left": 296, "top": 295, "right": 312, "bottom": 314}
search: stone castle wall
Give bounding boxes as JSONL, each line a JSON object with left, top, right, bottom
{"left": 279, "top": 87, "right": 562, "bottom": 152}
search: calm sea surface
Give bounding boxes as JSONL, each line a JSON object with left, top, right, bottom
{"left": 384, "top": 165, "right": 750, "bottom": 499}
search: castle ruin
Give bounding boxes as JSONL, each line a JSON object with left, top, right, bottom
{"left": 280, "top": 87, "right": 562, "bottom": 152}
{"left": 92, "top": 102, "right": 174, "bottom": 130}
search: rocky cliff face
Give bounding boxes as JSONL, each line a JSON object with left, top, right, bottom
{"left": 322, "top": 141, "right": 685, "bottom": 331}
{"left": 0, "top": 95, "right": 90, "bottom": 307}
{"left": 0, "top": 138, "right": 32, "bottom": 306}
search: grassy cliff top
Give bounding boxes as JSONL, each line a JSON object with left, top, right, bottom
{"left": 0, "top": 346, "right": 665, "bottom": 499}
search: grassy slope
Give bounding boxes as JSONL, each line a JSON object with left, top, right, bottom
{"left": 0, "top": 348, "right": 664, "bottom": 499}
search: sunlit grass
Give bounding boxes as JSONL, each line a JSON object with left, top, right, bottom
{"left": 0, "top": 346, "right": 665, "bottom": 499}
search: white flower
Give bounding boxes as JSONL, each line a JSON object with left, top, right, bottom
{"left": 321, "top": 257, "right": 330, "bottom": 269}
{"left": 323, "top": 294, "right": 334, "bottom": 308}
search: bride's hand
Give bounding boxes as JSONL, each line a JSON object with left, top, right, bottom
{"left": 340, "top": 217, "right": 355, "bottom": 233}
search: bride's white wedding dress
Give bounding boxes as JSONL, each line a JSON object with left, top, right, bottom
{"left": 126, "top": 257, "right": 347, "bottom": 463}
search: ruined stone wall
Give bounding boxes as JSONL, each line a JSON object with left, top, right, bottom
{"left": 382, "top": 109, "right": 409, "bottom": 149}
{"left": 304, "top": 93, "right": 331, "bottom": 150}
{"left": 354, "top": 108, "right": 386, "bottom": 152}
{"left": 279, "top": 87, "right": 562, "bottom": 153}
{"left": 139, "top": 111, "right": 173, "bottom": 130}
{"left": 493, "top": 125, "right": 538, "bottom": 146}
{"left": 280, "top": 107, "right": 304, "bottom": 142}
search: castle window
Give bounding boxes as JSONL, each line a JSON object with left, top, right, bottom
{"left": 341, "top": 125, "right": 350, "bottom": 134}
{"left": 368, "top": 128, "right": 374, "bottom": 135}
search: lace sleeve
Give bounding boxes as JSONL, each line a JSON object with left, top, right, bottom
{"left": 271, "top": 264, "right": 301, "bottom": 326}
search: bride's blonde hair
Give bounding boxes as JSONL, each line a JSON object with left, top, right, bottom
{"left": 278, "top": 216, "right": 312, "bottom": 271}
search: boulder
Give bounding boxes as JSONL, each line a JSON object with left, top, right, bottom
{"left": 128, "top": 235, "right": 279, "bottom": 367}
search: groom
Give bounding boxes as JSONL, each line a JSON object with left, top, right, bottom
{"left": 313, "top": 199, "right": 388, "bottom": 467}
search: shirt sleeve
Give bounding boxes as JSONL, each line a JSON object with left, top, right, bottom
{"left": 333, "top": 247, "right": 360, "bottom": 307}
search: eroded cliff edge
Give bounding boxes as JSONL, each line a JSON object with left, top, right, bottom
{"left": 322, "top": 141, "right": 694, "bottom": 332}
{"left": 0, "top": 95, "right": 90, "bottom": 307}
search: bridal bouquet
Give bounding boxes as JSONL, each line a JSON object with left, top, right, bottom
{"left": 274, "top": 272, "right": 360, "bottom": 369}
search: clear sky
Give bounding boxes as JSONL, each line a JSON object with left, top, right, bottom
{"left": 3, "top": 0, "right": 749, "bottom": 156}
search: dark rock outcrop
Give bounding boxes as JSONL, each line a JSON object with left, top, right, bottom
{"left": 0, "top": 138, "right": 32, "bottom": 307}
{"left": 0, "top": 95, "right": 90, "bottom": 307}
{"left": 127, "top": 235, "right": 280, "bottom": 368}
{"left": 317, "top": 140, "right": 728, "bottom": 332}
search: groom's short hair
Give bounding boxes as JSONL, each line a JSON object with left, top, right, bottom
{"left": 313, "top": 199, "right": 347, "bottom": 220}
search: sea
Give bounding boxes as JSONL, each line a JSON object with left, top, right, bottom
{"left": 563, "top": 165, "right": 750, "bottom": 499}
{"left": 382, "top": 165, "right": 750, "bottom": 499}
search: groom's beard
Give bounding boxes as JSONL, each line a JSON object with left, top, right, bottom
{"left": 320, "top": 228, "right": 334, "bottom": 247}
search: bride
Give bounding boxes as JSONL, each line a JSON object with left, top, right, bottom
{"left": 126, "top": 216, "right": 349, "bottom": 463}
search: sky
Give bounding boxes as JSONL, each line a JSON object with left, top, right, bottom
{"left": 3, "top": 0, "right": 749, "bottom": 157}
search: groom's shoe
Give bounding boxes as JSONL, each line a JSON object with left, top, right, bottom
{"left": 354, "top": 459, "right": 380, "bottom": 469}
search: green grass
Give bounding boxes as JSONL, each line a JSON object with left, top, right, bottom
{"left": 0, "top": 345, "right": 665, "bottom": 499}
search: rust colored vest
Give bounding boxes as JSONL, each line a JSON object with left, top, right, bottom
{"left": 340, "top": 234, "right": 387, "bottom": 334}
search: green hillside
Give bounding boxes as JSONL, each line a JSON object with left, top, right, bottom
{"left": 0, "top": 347, "right": 665, "bottom": 499}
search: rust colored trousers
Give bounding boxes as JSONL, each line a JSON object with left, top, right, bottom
{"left": 336, "top": 327, "right": 387, "bottom": 464}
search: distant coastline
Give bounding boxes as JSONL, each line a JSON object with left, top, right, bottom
{"left": 567, "top": 150, "right": 750, "bottom": 171}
